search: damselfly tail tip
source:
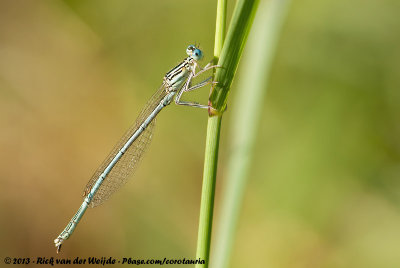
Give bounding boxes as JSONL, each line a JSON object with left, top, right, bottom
{"left": 54, "top": 237, "right": 63, "bottom": 253}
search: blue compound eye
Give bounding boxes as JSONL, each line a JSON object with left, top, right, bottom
{"left": 192, "top": 48, "right": 203, "bottom": 60}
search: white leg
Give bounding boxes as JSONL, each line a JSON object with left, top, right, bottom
{"left": 174, "top": 63, "right": 220, "bottom": 109}
{"left": 193, "top": 64, "right": 221, "bottom": 78}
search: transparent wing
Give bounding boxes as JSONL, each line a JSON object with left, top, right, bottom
{"left": 84, "top": 83, "right": 168, "bottom": 208}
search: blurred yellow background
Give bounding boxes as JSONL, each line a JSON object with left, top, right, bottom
{"left": 1, "top": 0, "right": 400, "bottom": 267}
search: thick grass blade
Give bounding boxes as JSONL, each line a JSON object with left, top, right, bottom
{"left": 209, "top": 0, "right": 260, "bottom": 115}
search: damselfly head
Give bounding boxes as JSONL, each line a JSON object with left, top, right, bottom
{"left": 186, "top": 45, "right": 203, "bottom": 61}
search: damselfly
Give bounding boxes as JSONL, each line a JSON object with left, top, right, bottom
{"left": 54, "top": 45, "right": 218, "bottom": 252}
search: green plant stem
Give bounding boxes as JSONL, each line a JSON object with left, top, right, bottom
{"left": 195, "top": 0, "right": 259, "bottom": 267}
{"left": 211, "top": 0, "right": 292, "bottom": 267}
{"left": 213, "top": 0, "right": 227, "bottom": 63}
{"left": 195, "top": 115, "right": 222, "bottom": 267}
{"left": 195, "top": 1, "right": 225, "bottom": 267}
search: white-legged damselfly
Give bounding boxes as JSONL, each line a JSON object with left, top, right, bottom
{"left": 54, "top": 45, "right": 218, "bottom": 252}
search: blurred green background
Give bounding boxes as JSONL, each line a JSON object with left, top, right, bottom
{"left": 1, "top": 0, "right": 400, "bottom": 267}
